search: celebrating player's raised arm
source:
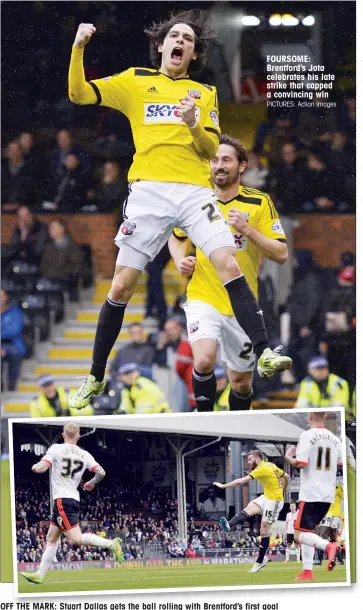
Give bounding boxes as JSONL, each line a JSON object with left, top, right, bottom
{"left": 179, "top": 93, "right": 220, "bottom": 159}
{"left": 214, "top": 475, "right": 252, "bottom": 489}
{"left": 68, "top": 24, "right": 99, "bottom": 105}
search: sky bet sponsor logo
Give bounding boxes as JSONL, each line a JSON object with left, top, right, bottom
{"left": 144, "top": 103, "right": 200, "bottom": 123}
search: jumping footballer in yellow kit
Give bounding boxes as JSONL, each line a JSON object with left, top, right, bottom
{"left": 214, "top": 449, "right": 289, "bottom": 572}
{"left": 169, "top": 134, "right": 289, "bottom": 411}
{"left": 68, "top": 11, "right": 291, "bottom": 409}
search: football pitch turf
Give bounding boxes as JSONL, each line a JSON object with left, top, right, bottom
{"left": 18, "top": 563, "right": 347, "bottom": 594}
{"left": 1, "top": 460, "right": 12, "bottom": 583}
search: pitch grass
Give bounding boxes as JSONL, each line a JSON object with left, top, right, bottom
{"left": 18, "top": 563, "right": 347, "bottom": 594}
{"left": 347, "top": 470, "right": 356, "bottom": 582}
{"left": 1, "top": 460, "right": 13, "bottom": 583}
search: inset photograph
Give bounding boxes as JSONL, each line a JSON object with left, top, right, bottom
{"left": 11, "top": 409, "right": 350, "bottom": 595}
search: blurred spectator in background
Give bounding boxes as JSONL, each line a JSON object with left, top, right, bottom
{"left": 266, "top": 142, "right": 306, "bottom": 214}
{"left": 52, "top": 151, "right": 90, "bottom": 211}
{"left": 151, "top": 317, "right": 186, "bottom": 411}
{"left": 175, "top": 333, "right": 195, "bottom": 412}
{"left": 322, "top": 131, "right": 356, "bottom": 207}
{"left": 287, "top": 250, "right": 322, "bottom": 383}
{"left": 295, "top": 356, "right": 349, "bottom": 416}
{"left": 185, "top": 544, "right": 197, "bottom": 559}
{"left": 145, "top": 244, "right": 171, "bottom": 329}
{"left": 110, "top": 323, "right": 156, "bottom": 380}
{"left": 254, "top": 115, "right": 301, "bottom": 165}
{"left": 325, "top": 130, "right": 355, "bottom": 173}
{"left": 151, "top": 318, "right": 185, "bottom": 368}
{"left": 302, "top": 151, "right": 349, "bottom": 212}
{"left": 30, "top": 374, "right": 93, "bottom": 417}
{"left": 40, "top": 219, "right": 84, "bottom": 301}
{"left": 50, "top": 129, "right": 90, "bottom": 181}
{"left": 3, "top": 206, "right": 48, "bottom": 269}
{"left": 295, "top": 98, "right": 338, "bottom": 148}
{"left": 18, "top": 131, "right": 46, "bottom": 183}
{"left": 116, "top": 363, "right": 171, "bottom": 414}
{"left": 240, "top": 151, "right": 269, "bottom": 190}
{"left": 1, "top": 287, "right": 26, "bottom": 390}
{"left": 2, "top": 140, "right": 37, "bottom": 210}
{"left": 319, "top": 265, "right": 356, "bottom": 395}
{"left": 168, "top": 540, "right": 184, "bottom": 558}
{"left": 87, "top": 160, "right": 127, "bottom": 211}
{"left": 18, "top": 131, "right": 47, "bottom": 199}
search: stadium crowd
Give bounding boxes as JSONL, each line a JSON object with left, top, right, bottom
{"left": 1, "top": 108, "right": 356, "bottom": 215}
{"left": 16, "top": 469, "right": 282, "bottom": 563}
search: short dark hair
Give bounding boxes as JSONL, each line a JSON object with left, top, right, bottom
{"left": 49, "top": 218, "right": 68, "bottom": 233}
{"left": 220, "top": 134, "right": 248, "bottom": 165}
{"left": 145, "top": 9, "right": 215, "bottom": 75}
{"left": 128, "top": 322, "right": 143, "bottom": 330}
{"left": 249, "top": 449, "right": 264, "bottom": 461}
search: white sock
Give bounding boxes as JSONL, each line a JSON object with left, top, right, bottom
{"left": 36, "top": 543, "right": 58, "bottom": 578}
{"left": 300, "top": 532, "right": 329, "bottom": 551}
{"left": 285, "top": 547, "right": 290, "bottom": 561}
{"left": 301, "top": 543, "right": 315, "bottom": 571}
{"left": 81, "top": 533, "right": 113, "bottom": 549}
{"left": 296, "top": 545, "right": 301, "bottom": 561}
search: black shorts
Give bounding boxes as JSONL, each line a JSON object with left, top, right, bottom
{"left": 50, "top": 498, "right": 80, "bottom": 532}
{"left": 286, "top": 533, "right": 294, "bottom": 544}
{"left": 295, "top": 501, "right": 331, "bottom": 533}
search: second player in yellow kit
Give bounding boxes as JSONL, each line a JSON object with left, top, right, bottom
{"left": 169, "top": 135, "right": 290, "bottom": 412}
{"left": 321, "top": 483, "right": 344, "bottom": 531}
{"left": 175, "top": 184, "right": 286, "bottom": 312}
{"left": 214, "top": 449, "right": 289, "bottom": 573}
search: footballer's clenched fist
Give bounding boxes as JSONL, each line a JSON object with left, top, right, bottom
{"left": 74, "top": 23, "right": 96, "bottom": 48}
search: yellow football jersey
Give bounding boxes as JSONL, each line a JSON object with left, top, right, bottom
{"left": 89, "top": 68, "right": 220, "bottom": 187}
{"left": 325, "top": 483, "right": 344, "bottom": 518}
{"left": 174, "top": 186, "right": 286, "bottom": 314}
{"left": 249, "top": 460, "right": 285, "bottom": 501}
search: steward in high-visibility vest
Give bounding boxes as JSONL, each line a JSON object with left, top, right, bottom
{"left": 295, "top": 356, "right": 349, "bottom": 417}
{"left": 116, "top": 363, "right": 171, "bottom": 414}
{"left": 30, "top": 374, "right": 94, "bottom": 417}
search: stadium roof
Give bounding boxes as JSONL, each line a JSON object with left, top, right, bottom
{"left": 14, "top": 412, "right": 304, "bottom": 443}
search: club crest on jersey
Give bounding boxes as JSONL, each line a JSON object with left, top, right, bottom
{"left": 189, "top": 322, "right": 199, "bottom": 334}
{"left": 188, "top": 89, "right": 201, "bottom": 99}
{"left": 121, "top": 220, "right": 136, "bottom": 235}
{"left": 209, "top": 110, "right": 219, "bottom": 126}
{"left": 144, "top": 104, "right": 200, "bottom": 123}
{"left": 233, "top": 233, "right": 246, "bottom": 249}
{"left": 271, "top": 221, "right": 284, "bottom": 235}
